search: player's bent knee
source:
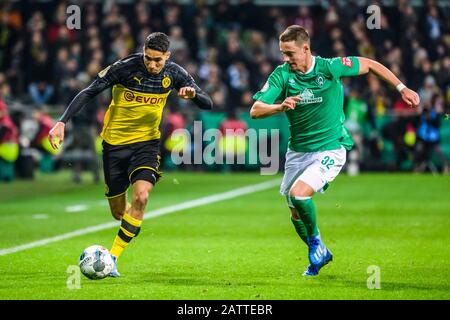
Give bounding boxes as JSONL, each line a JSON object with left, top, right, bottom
{"left": 288, "top": 189, "right": 296, "bottom": 197}
{"left": 289, "top": 182, "right": 314, "bottom": 198}
{"left": 289, "top": 189, "right": 304, "bottom": 198}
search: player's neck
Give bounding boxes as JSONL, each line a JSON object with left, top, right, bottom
{"left": 299, "top": 55, "right": 314, "bottom": 74}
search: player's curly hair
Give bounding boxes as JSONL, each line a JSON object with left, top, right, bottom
{"left": 144, "top": 32, "right": 170, "bottom": 52}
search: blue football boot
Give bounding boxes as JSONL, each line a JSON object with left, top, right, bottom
{"left": 303, "top": 236, "right": 333, "bottom": 276}
{"left": 303, "top": 264, "right": 319, "bottom": 276}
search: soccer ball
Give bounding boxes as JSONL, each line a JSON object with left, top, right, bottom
{"left": 79, "top": 245, "right": 114, "bottom": 280}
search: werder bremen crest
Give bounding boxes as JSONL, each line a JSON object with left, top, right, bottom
{"left": 299, "top": 88, "right": 323, "bottom": 105}
{"left": 316, "top": 75, "right": 324, "bottom": 87}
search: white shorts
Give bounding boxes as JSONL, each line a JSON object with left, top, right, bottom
{"left": 280, "top": 147, "right": 347, "bottom": 199}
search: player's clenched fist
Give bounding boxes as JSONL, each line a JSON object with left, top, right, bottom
{"left": 178, "top": 86, "right": 196, "bottom": 99}
{"left": 400, "top": 87, "right": 420, "bottom": 108}
{"left": 48, "top": 121, "right": 65, "bottom": 150}
{"left": 281, "top": 95, "right": 301, "bottom": 111}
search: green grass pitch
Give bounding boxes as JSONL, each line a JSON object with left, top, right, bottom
{"left": 0, "top": 171, "right": 449, "bottom": 299}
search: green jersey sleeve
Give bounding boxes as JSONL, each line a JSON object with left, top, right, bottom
{"left": 252, "top": 66, "right": 286, "bottom": 104}
{"left": 326, "top": 56, "right": 360, "bottom": 79}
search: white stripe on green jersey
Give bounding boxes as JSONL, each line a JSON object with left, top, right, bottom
{"left": 253, "top": 56, "right": 360, "bottom": 152}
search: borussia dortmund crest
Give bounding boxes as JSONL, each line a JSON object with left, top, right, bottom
{"left": 162, "top": 76, "right": 171, "bottom": 88}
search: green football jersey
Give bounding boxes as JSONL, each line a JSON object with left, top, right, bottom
{"left": 253, "top": 56, "right": 360, "bottom": 152}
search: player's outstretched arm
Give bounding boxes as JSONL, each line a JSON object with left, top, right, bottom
{"left": 48, "top": 90, "right": 95, "bottom": 150}
{"left": 250, "top": 96, "right": 301, "bottom": 119}
{"left": 357, "top": 57, "right": 420, "bottom": 108}
{"left": 48, "top": 78, "right": 111, "bottom": 150}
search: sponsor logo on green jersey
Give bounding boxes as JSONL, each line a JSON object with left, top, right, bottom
{"left": 299, "top": 89, "right": 323, "bottom": 105}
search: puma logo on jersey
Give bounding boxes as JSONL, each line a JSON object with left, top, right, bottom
{"left": 133, "top": 76, "right": 143, "bottom": 84}
{"left": 98, "top": 66, "right": 111, "bottom": 78}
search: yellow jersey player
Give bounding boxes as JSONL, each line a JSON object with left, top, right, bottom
{"left": 48, "top": 32, "right": 213, "bottom": 277}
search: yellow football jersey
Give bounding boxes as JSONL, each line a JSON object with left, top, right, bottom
{"left": 59, "top": 53, "right": 212, "bottom": 145}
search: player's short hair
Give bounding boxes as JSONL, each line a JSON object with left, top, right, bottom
{"left": 144, "top": 32, "right": 170, "bottom": 52}
{"left": 280, "top": 25, "right": 310, "bottom": 45}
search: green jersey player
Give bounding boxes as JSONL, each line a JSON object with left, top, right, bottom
{"left": 251, "top": 25, "right": 420, "bottom": 276}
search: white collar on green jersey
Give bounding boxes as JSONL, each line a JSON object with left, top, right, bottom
{"left": 298, "top": 56, "right": 316, "bottom": 74}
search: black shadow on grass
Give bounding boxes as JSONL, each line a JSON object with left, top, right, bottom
{"left": 138, "top": 272, "right": 268, "bottom": 287}
{"left": 318, "top": 275, "right": 450, "bottom": 292}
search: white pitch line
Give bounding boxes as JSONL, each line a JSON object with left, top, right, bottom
{"left": 32, "top": 214, "right": 49, "bottom": 220}
{"left": 0, "top": 179, "right": 280, "bottom": 257}
{"left": 65, "top": 204, "right": 88, "bottom": 213}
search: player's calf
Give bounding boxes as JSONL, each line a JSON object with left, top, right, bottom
{"left": 129, "top": 180, "right": 152, "bottom": 220}
{"left": 131, "top": 190, "right": 148, "bottom": 212}
{"left": 110, "top": 208, "right": 125, "bottom": 221}
{"left": 288, "top": 206, "right": 308, "bottom": 245}
{"left": 108, "top": 195, "right": 130, "bottom": 220}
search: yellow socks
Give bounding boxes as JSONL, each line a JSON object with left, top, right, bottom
{"left": 110, "top": 213, "right": 142, "bottom": 259}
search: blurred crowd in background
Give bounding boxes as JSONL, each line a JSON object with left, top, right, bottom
{"left": 0, "top": 0, "right": 449, "bottom": 183}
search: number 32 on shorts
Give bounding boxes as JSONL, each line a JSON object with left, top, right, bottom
{"left": 321, "top": 155, "right": 335, "bottom": 170}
